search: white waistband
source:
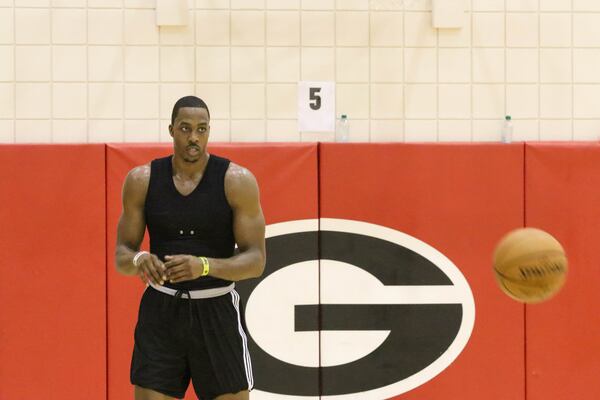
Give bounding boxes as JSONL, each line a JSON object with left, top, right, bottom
{"left": 148, "top": 282, "right": 235, "bottom": 299}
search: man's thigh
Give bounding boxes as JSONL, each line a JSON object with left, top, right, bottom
{"left": 190, "top": 292, "right": 253, "bottom": 399}
{"left": 135, "top": 385, "right": 179, "bottom": 400}
{"left": 215, "top": 390, "right": 249, "bottom": 400}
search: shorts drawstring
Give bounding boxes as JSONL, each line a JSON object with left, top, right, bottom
{"left": 174, "top": 289, "right": 193, "bottom": 326}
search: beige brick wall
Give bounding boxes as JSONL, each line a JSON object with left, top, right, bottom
{"left": 0, "top": 0, "right": 598, "bottom": 143}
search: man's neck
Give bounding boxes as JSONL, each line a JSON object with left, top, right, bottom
{"left": 172, "top": 152, "right": 209, "bottom": 178}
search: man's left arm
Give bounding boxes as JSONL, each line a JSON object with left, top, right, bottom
{"left": 165, "top": 163, "right": 266, "bottom": 283}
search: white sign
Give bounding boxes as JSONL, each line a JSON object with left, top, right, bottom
{"left": 298, "top": 81, "right": 335, "bottom": 132}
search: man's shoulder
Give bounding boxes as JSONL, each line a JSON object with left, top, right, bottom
{"left": 224, "top": 162, "right": 255, "bottom": 185}
{"left": 224, "top": 162, "right": 259, "bottom": 206}
{"left": 120, "top": 162, "right": 153, "bottom": 204}
{"left": 125, "top": 163, "right": 151, "bottom": 189}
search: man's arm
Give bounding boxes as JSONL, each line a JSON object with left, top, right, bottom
{"left": 115, "top": 165, "right": 166, "bottom": 285}
{"left": 165, "top": 163, "right": 266, "bottom": 283}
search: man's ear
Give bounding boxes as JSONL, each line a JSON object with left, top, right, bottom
{"left": 168, "top": 124, "right": 173, "bottom": 137}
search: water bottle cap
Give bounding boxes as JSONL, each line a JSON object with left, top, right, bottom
{"left": 505, "top": 115, "right": 511, "bottom": 120}
{"left": 341, "top": 114, "right": 347, "bottom": 119}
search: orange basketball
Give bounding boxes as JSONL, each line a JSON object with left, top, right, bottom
{"left": 493, "top": 227, "right": 568, "bottom": 303}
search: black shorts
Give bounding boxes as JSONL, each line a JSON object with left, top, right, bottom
{"left": 130, "top": 286, "right": 253, "bottom": 399}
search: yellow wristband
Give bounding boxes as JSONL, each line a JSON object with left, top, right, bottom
{"left": 198, "top": 257, "right": 210, "bottom": 276}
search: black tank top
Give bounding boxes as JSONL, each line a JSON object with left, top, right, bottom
{"left": 145, "top": 154, "right": 235, "bottom": 290}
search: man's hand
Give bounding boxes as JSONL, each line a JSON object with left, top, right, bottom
{"left": 137, "top": 253, "right": 167, "bottom": 285}
{"left": 164, "top": 255, "right": 204, "bottom": 283}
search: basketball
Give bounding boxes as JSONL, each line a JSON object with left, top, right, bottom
{"left": 493, "top": 227, "right": 568, "bottom": 303}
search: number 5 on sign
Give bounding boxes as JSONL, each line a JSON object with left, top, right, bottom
{"left": 298, "top": 81, "right": 335, "bottom": 132}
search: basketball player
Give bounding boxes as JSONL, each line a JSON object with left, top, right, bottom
{"left": 115, "top": 96, "right": 266, "bottom": 400}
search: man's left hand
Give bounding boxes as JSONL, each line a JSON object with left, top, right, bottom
{"left": 164, "top": 255, "right": 204, "bottom": 283}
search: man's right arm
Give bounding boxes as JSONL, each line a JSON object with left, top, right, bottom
{"left": 115, "top": 165, "right": 166, "bottom": 285}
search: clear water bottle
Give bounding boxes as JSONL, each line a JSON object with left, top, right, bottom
{"left": 502, "top": 115, "right": 513, "bottom": 143}
{"left": 335, "top": 114, "right": 349, "bottom": 142}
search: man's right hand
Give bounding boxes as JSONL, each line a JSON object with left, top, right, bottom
{"left": 136, "top": 253, "right": 167, "bottom": 285}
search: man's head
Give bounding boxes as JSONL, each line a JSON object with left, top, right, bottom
{"left": 171, "top": 95, "right": 210, "bottom": 125}
{"left": 169, "top": 96, "right": 211, "bottom": 163}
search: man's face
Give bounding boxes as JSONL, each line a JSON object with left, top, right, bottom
{"left": 169, "top": 107, "right": 210, "bottom": 163}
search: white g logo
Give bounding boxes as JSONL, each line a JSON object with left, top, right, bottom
{"left": 236, "top": 219, "right": 475, "bottom": 399}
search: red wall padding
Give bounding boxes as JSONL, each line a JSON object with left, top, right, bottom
{"left": 525, "top": 143, "right": 600, "bottom": 400}
{"left": 2, "top": 142, "right": 600, "bottom": 399}
{"left": 319, "top": 143, "right": 525, "bottom": 399}
{"left": 0, "top": 145, "right": 106, "bottom": 400}
{"left": 105, "top": 143, "right": 318, "bottom": 400}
